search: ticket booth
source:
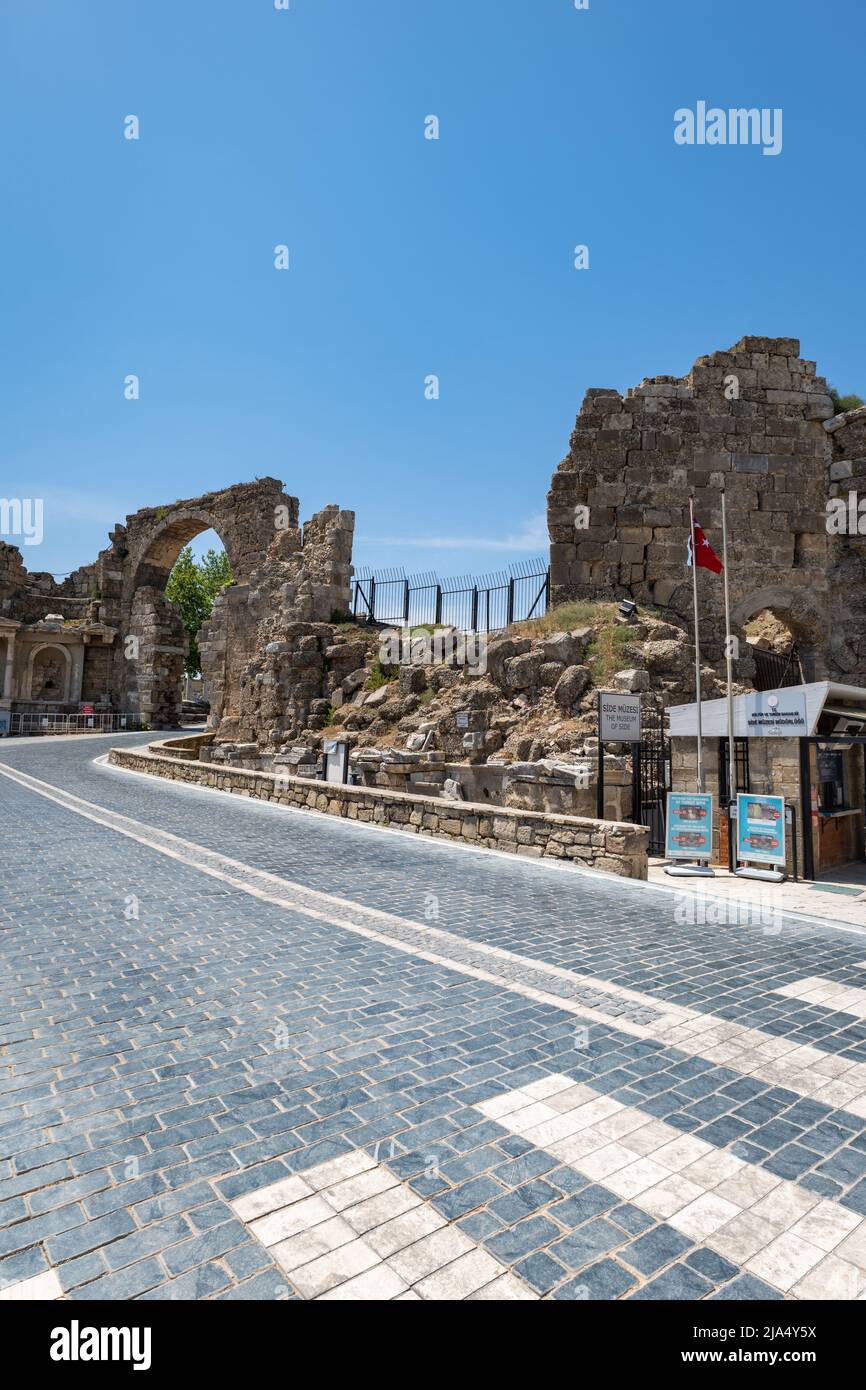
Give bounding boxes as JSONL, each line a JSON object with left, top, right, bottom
{"left": 666, "top": 682, "right": 866, "bottom": 881}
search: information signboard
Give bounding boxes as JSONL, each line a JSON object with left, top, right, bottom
{"left": 665, "top": 792, "right": 714, "bottom": 861}
{"left": 599, "top": 692, "right": 642, "bottom": 743}
{"left": 324, "top": 738, "right": 349, "bottom": 786}
{"left": 736, "top": 792, "right": 786, "bottom": 868}
{"left": 740, "top": 692, "right": 807, "bottom": 738}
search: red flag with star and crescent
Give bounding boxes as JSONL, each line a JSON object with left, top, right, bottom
{"left": 687, "top": 521, "right": 723, "bottom": 574}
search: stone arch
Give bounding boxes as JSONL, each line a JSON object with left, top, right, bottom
{"left": 731, "top": 588, "right": 826, "bottom": 681}
{"left": 126, "top": 510, "right": 241, "bottom": 596}
{"left": 110, "top": 479, "right": 300, "bottom": 728}
{"left": 26, "top": 642, "right": 72, "bottom": 702}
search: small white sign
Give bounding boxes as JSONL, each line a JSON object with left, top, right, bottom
{"left": 740, "top": 691, "right": 807, "bottom": 737}
{"left": 455, "top": 712, "right": 469, "bottom": 729}
{"left": 324, "top": 739, "right": 349, "bottom": 785}
{"left": 599, "top": 692, "right": 642, "bottom": 743}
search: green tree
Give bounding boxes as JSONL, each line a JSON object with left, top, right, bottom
{"left": 828, "top": 385, "right": 865, "bottom": 414}
{"left": 165, "top": 545, "right": 233, "bottom": 677}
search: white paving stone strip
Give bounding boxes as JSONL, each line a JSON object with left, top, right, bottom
{"left": 6, "top": 758, "right": 866, "bottom": 1118}
{"left": 226, "top": 1149, "right": 538, "bottom": 1300}
{"left": 774, "top": 975, "right": 866, "bottom": 1020}
{"left": 0, "top": 759, "right": 681, "bottom": 1036}
{"left": 0, "top": 1269, "right": 62, "bottom": 1301}
{"left": 476, "top": 1075, "right": 866, "bottom": 1300}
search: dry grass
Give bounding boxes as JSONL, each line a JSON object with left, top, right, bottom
{"left": 509, "top": 599, "right": 617, "bottom": 641}
{"left": 585, "top": 623, "right": 639, "bottom": 686}
{"left": 510, "top": 599, "right": 639, "bottom": 686}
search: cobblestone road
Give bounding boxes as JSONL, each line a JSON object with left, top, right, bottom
{"left": 3, "top": 732, "right": 866, "bottom": 1300}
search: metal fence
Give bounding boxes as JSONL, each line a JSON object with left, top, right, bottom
{"left": 350, "top": 559, "right": 550, "bottom": 633}
{"left": 7, "top": 713, "right": 139, "bottom": 737}
{"left": 751, "top": 645, "right": 802, "bottom": 692}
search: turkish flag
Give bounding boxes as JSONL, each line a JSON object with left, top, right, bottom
{"left": 687, "top": 522, "right": 723, "bottom": 573}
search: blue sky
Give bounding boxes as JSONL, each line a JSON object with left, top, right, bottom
{"left": 1, "top": 0, "right": 863, "bottom": 581}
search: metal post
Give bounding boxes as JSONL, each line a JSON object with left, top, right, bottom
{"left": 799, "top": 738, "right": 815, "bottom": 880}
{"left": 721, "top": 487, "right": 736, "bottom": 821}
{"left": 689, "top": 494, "right": 704, "bottom": 793}
{"left": 403, "top": 579, "right": 410, "bottom": 625}
{"left": 596, "top": 692, "right": 605, "bottom": 820}
{"left": 435, "top": 585, "right": 442, "bottom": 625}
{"left": 789, "top": 802, "right": 798, "bottom": 882}
{"left": 632, "top": 742, "right": 642, "bottom": 826}
{"left": 471, "top": 586, "right": 478, "bottom": 633}
{"left": 507, "top": 577, "right": 515, "bottom": 627}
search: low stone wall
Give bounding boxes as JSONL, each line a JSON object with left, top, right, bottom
{"left": 110, "top": 738, "right": 649, "bottom": 878}
{"left": 152, "top": 732, "right": 216, "bottom": 760}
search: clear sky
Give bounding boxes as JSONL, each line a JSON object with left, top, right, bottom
{"left": 1, "top": 0, "right": 863, "bottom": 581}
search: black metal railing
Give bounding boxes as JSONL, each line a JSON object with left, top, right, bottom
{"left": 350, "top": 559, "right": 549, "bottom": 633}
{"left": 636, "top": 703, "right": 671, "bottom": 854}
{"left": 751, "top": 644, "right": 802, "bottom": 692}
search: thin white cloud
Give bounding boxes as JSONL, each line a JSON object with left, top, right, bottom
{"left": 357, "top": 513, "right": 548, "bottom": 553}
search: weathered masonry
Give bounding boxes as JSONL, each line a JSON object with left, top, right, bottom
{"left": 108, "top": 735, "right": 651, "bottom": 879}
{"left": 548, "top": 335, "right": 866, "bottom": 684}
{"left": 0, "top": 479, "right": 354, "bottom": 733}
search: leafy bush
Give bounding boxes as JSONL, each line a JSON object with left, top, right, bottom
{"left": 828, "top": 385, "right": 865, "bottom": 414}
{"left": 166, "top": 545, "right": 233, "bottom": 677}
{"left": 365, "top": 658, "right": 398, "bottom": 690}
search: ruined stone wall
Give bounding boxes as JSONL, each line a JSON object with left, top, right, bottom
{"left": 547, "top": 335, "right": 863, "bottom": 682}
{"left": 825, "top": 407, "right": 866, "bottom": 678}
{"left": 109, "top": 739, "right": 651, "bottom": 879}
{"left": 2, "top": 477, "right": 355, "bottom": 728}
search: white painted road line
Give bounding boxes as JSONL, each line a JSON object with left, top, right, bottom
{"left": 5, "top": 758, "right": 866, "bottom": 1116}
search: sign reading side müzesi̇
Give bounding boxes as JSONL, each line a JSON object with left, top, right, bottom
{"left": 599, "top": 691, "right": 642, "bottom": 743}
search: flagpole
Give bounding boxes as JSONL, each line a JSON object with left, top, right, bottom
{"left": 721, "top": 487, "right": 736, "bottom": 821}
{"left": 689, "top": 493, "right": 704, "bottom": 794}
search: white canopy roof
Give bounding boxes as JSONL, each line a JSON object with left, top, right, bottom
{"left": 667, "top": 681, "right": 866, "bottom": 739}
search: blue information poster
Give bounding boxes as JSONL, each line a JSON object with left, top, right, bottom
{"left": 665, "top": 792, "right": 714, "bottom": 860}
{"left": 736, "top": 793, "right": 786, "bottom": 868}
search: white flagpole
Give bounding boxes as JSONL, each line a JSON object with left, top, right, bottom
{"left": 665, "top": 495, "right": 714, "bottom": 879}
{"left": 689, "top": 493, "right": 704, "bottom": 794}
{"left": 721, "top": 487, "right": 736, "bottom": 815}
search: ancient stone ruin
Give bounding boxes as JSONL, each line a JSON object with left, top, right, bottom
{"left": 547, "top": 334, "right": 866, "bottom": 683}
{"left": 0, "top": 478, "right": 354, "bottom": 731}
{"left": 7, "top": 333, "right": 866, "bottom": 865}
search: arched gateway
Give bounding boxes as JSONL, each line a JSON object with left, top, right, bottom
{"left": 0, "top": 478, "right": 354, "bottom": 730}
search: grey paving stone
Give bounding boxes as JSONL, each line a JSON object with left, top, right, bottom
{"left": 710, "top": 1274, "right": 784, "bottom": 1301}
{"left": 628, "top": 1263, "right": 714, "bottom": 1301}
{"left": 70, "top": 1258, "right": 165, "bottom": 1301}
{"left": 103, "top": 1214, "right": 194, "bottom": 1272}
{"left": 552, "top": 1258, "right": 637, "bottom": 1301}
{"left": 161, "top": 1220, "right": 250, "bottom": 1276}
{"left": 44, "top": 1210, "right": 137, "bottom": 1266}
{"left": 0, "top": 1244, "right": 48, "bottom": 1289}
{"left": 513, "top": 1250, "right": 567, "bottom": 1294}
{"left": 136, "top": 1261, "right": 233, "bottom": 1300}
{"left": 622, "top": 1225, "right": 694, "bottom": 1276}
{"left": 487, "top": 1214, "right": 563, "bottom": 1264}
{"left": 549, "top": 1218, "right": 623, "bottom": 1270}
{"left": 6, "top": 730, "right": 866, "bottom": 1305}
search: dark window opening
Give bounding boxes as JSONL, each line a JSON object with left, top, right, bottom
{"left": 817, "top": 746, "right": 847, "bottom": 811}
{"left": 719, "top": 738, "right": 750, "bottom": 807}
